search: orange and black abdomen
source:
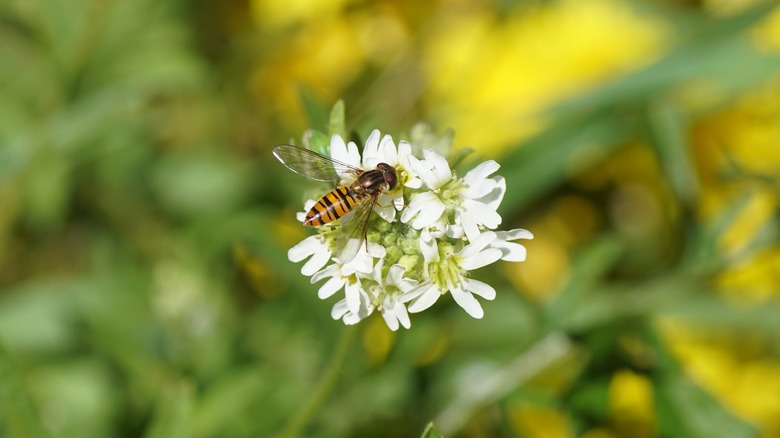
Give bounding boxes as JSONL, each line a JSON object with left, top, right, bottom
{"left": 305, "top": 186, "right": 361, "bottom": 226}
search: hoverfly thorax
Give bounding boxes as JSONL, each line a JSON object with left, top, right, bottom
{"left": 353, "top": 162, "right": 398, "bottom": 196}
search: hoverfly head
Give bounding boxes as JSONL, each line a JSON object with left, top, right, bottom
{"left": 377, "top": 163, "right": 398, "bottom": 190}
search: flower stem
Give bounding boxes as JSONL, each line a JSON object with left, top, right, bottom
{"left": 278, "top": 325, "right": 358, "bottom": 438}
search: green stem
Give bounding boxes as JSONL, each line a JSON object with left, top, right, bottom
{"left": 278, "top": 325, "right": 358, "bottom": 438}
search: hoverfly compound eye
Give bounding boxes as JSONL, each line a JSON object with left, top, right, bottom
{"left": 378, "top": 163, "right": 398, "bottom": 189}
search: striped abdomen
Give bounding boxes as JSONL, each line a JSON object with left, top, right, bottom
{"left": 305, "top": 185, "right": 363, "bottom": 226}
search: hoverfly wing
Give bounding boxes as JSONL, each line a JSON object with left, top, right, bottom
{"left": 333, "top": 196, "right": 376, "bottom": 263}
{"left": 273, "top": 144, "right": 362, "bottom": 183}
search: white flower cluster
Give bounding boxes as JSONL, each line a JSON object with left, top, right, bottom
{"left": 288, "top": 130, "right": 532, "bottom": 330}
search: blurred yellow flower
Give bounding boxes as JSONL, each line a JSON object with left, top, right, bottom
{"left": 660, "top": 318, "right": 780, "bottom": 434}
{"left": 753, "top": 5, "right": 780, "bottom": 51}
{"left": 250, "top": 4, "right": 409, "bottom": 131}
{"left": 362, "top": 314, "right": 396, "bottom": 366}
{"left": 423, "top": 0, "right": 669, "bottom": 154}
{"left": 251, "top": 0, "right": 349, "bottom": 29}
{"left": 694, "top": 81, "right": 780, "bottom": 292}
{"left": 507, "top": 402, "right": 573, "bottom": 438}
{"left": 717, "top": 247, "right": 780, "bottom": 301}
{"left": 504, "top": 232, "right": 569, "bottom": 303}
{"left": 251, "top": 15, "right": 367, "bottom": 130}
{"left": 608, "top": 369, "right": 655, "bottom": 437}
{"left": 717, "top": 187, "right": 776, "bottom": 256}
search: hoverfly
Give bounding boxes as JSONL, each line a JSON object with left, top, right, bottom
{"left": 273, "top": 144, "right": 398, "bottom": 263}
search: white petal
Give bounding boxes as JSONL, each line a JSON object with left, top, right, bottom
{"left": 420, "top": 233, "right": 439, "bottom": 262}
{"left": 366, "top": 242, "right": 387, "bottom": 258}
{"left": 407, "top": 155, "right": 434, "bottom": 188}
{"left": 318, "top": 276, "right": 344, "bottom": 299}
{"left": 463, "top": 162, "right": 500, "bottom": 199}
{"left": 463, "top": 160, "right": 500, "bottom": 186}
{"left": 401, "top": 283, "right": 431, "bottom": 303}
{"left": 465, "top": 200, "right": 501, "bottom": 228}
{"left": 450, "top": 286, "right": 484, "bottom": 318}
{"left": 345, "top": 281, "right": 361, "bottom": 314}
{"left": 465, "top": 179, "right": 497, "bottom": 199}
{"left": 399, "top": 283, "right": 432, "bottom": 303}
{"left": 459, "top": 248, "right": 503, "bottom": 270}
{"left": 382, "top": 300, "right": 410, "bottom": 331}
{"left": 311, "top": 265, "right": 338, "bottom": 283}
{"left": 446, "top": 224, "right": 465, "bottom": 239}
{"left": 329, "top": 135, "right": 348, "bottom": 164}
{"left": 374, "top": 194, "right": 396, "bottom": 222}
{"left": 458, "top": 231, "right": 497, "bottom": 259}
{"left": 381, "top": 306, "right": 400, "bottom": 331}
{"left": 404, "top": 175, "right": 423, "bottom": 189}
{"left": 407, "top": 285, "right": 441, "bottom": 313}
{"left": 344, "top": 251, "right": 373, "bottom": 274}
{"left": 493, "top": 240, "right": 527, "bottom": 262}
{"left": 497, "top": 228, "right": 534, "bottom": 240}
{"left": 401, "top": 192, "right": 446, "bottom": 229}
{"left": 463, "top": 278, "right": 496, "bottom": 300}
{"left": 362, "top": 130, "right": 381, "bottom": 168}
{"left": 414, "top": 201, "right": 446, "bottom": 229}
{"left": 369, "top": 258, "right": 385, "bottom": 284}
{"left": 288, "top": 235, "right": 321, "bottom": 262}
{"left": 408, "top": 294, "right": 439, "bottom": 313}
{"left": 346, "top": 141, "right": 361, "bottom": 169}
{"left": 393, "top": 191, "right": 405, "bottom": 210}
{"left": 331, "top": 299, "right": 349, "bottom": 319}
{"left": 342, "top": 313, "right": 362, "bottom": 325}
{"left": 395, "top": 303, "right": 411, "bottom": 329}
{"left": 397, "top": 140, "right": 412, "bottom": 168}
{"left": 301, "top": 249, "right": 332, "bottom": 276}
{"left": 423, "top": 149, "right": 452, "bottom": 188}
{"left": 399, "top": 193, "right": 425, "bottom": 224}
{"left": 478, "top": 176, "right": 506, "bottom": 210}
{"left": 351, "top": 290, "right": 374, "bottom": 322}
{"left": 493, "top": 228, "right": 533, "bottom": 261}
{"left": 458, "top": 209, "right": 481, "bottom": 242}
{"left": 386, "top": 264, "right": 407, "bottom": 286}
{"left": 379, "top": 134, "right": 397, "bottom": 165}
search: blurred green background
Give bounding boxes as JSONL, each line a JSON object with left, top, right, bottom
{"left": 2, "top": 0, "right": 780, "bottom": 437}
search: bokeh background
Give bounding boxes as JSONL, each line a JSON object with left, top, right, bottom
{"left": 2, "top": 0, "right": 780, "bottom": 437}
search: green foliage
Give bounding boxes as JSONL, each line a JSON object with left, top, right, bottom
{"left": 0, "top": 1, "right": 778, "bottom": 437}
{"left": 421, "top": 422, "right": 443, "bottom": 438}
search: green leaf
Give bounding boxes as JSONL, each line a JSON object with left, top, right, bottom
{"left": 548, "top": 4, "right": 780, "bottom": 118}
{"left": 647, "top": 329, "right": 758, "bottom": 438}
{"left": 420, "top": 422, "right": 443, "bottom": 438}
{"left": 146, "top": 380, "right": 195, "bottom": 438}
{"left": 308, "top": 130, "right": 330, "bottom": 156}
{"left": 547, "top": 235, "right": 624, "bottom": 328}
{"left": 328, "top": 100, "right": 346, "bottom": 139}
{"left": 646, "top": 101, "right": 698, "bottom": 205}
{"left": 297, "top": 86, "right": 328, "bottom": 131}
{"left": 0, "top": 343, "right": 47, "bottom": 438}
{"left": 499, "top": 111, "right": 633, "bottom": 213}
{"left": 655, "top": 374, "right": 757, "bottom": 438}
{"left": 660, "top": 295, "right": 780, "bottom": 338}
{"left": 568, "top": 378, "right": 610, "bottom": 422}
{"left": 449, "top": 147, "right": 474, "bottom": 172}
{"left": 190, "top": 369, "right": 269, "bottom": 437}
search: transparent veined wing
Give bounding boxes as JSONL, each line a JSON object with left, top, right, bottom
{"left": 333, "top": 196, "right": 376, "bottom": 263}
{"left": 273, "top": 144, "right": 362, "bottom": 183}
